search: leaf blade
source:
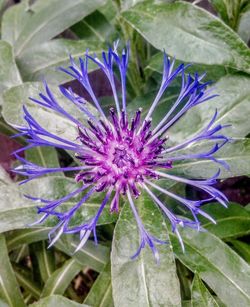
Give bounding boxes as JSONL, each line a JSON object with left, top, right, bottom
{"left": 41, "top": 258, "right": 82, "bottom": 297}
{"left": 111, "top": 195, "right": 181, "bottom": 307}
{"left": 122, "top": 1, "right": 250, "bottom": 73}
{"left": 191, "top": 274, "right": 219, "bottom": 307}
{"left": 0, "top": 234, "right": 25, "bottom": 307}
{"left": 170, "top": 228, "right": 250, "bottom": 307}
{"left": 14, "top": 0, "right": 106, "bottom": 56}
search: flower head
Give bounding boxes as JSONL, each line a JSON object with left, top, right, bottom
{"left": 13, "top": 42, "right": 229, "bottom": 261}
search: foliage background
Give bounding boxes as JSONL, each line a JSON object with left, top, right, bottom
{"left": 0, "top": 0, "right": 250, "bottom": 306}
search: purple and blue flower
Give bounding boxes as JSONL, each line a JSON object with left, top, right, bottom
{"left": 13, "top": 42, "right": 229, "bottom": 261}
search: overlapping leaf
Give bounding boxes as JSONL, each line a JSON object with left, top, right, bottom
{"left": 169, "top": 138, "right": 250, "bottom": 179}
{"left": 11, "top": 0, "right": 106, "bottom": 56}
{"left": 191, "top": 274, "right": 219, "bottom": 307}
{"left": 122, "top": 1, "right": 250, "bottom": 73}
{"left": 84, "top": 262, "right": 113, "bottom": 307}
{"left": 17, "top": 40, "right": 104, "bottom": 84}
{"left": 0, "top": 169, "right": 116, "bottom": 233}
{"left": 0, "top": 41, "right": 22, "bottom": 102}
{"left": 200, "top": 202, "right": 250, "bottom": 239}
{"left": 30, "top": 294, "right": 90, "bottom": 307}
{"left": 170, "top": 228, "right": 250, "bottom": 307}
{"left": 0, "top": 234, "right": 25, "bottom": 307}
{"left": 111, "top": 195, "right": 181, "bottom": 307}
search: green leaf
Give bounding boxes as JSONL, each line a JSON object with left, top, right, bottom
{"left": 30, "top": 294, "right": 90, "bottom": 307}
{"left": 168, "top": 75, "right": 250, "bottom": 144}
{"left": 200, "top": 202, "right": 250, "bottom": 239}
{"left": 127, "top": 85, "right": 180, "bottom": 126}
{"left": 25, "top": 147, "right": 60, "bottom": 169}
{"left": 2, "top": 82, "right": 99, "bottom": 145}
{"left": 12, "top": 263, "right": 42, "bottom": 299}
{"left": 32, "top": 241, "right": 56, "bottom": 283}
{"left": 6, "top": 229, "right": 110, "bottom": 273}
{"left": 84, "top": 262, "right": 113, "bottom": 307}
{"left": 17, "top": 39, "right": 104, "bottom": 85}
{"left": 237, "top": 4, "right": 250, "bottom": 44}
{"left": 22, "top": 176, "right": 116, "bottom": 226}
{"left": 0, "top": 0, "right": 7, "bottom": 13}
{"left": 1, "top": 0, "right": 63, "bottom": 46}
{"left": 230, "top": 240, "right": 250, "bottom": 263}
{"left": 1, "top": 1, "right": 33, "bottom": 46}
{"left": 209, "top": 0, "right": 242, "bottom": 29}
{"left": 6, "top": 228, "right": 50, "bottom": 251}
{"left": 55, "top": 236, "right": 110, "bottom": 272}
{"left": 120, "top": 0, "right": 145, "bottom": 11}
{"left": 99, "top": 0, "right": 117, "bottom": 21}
{"left": 191, "top": 274, "right": 219, "bottom": 307}
{"left": 71, "top": 10, "right": 115, "bottom": 42}
{"left": 0, "top": 41, "right": 22, "bottom": 99}
{"left": 169, "top": 138, "right": 250, "bottom": 179}
{"left": 111, "top": 195, "right": 181, "bottom": 307}
{"left": 2, "top": 82, "right": 79, "bottom": 141}
{"left": 0, "top": 298, "right": 9, "bottom": 307}
{"left": 122, "top": 1, "right": 250, "bottom": 73}
{"left": 170, "top": 228, "right": 250, "bottom": 307}
{"left": 14, "top": 0, "right": 106, "bottom": 56}
{"left": 146, "top": 53, "right": 228, "bottom": 82}
{"left": 41, "top": 258, "right": 82, "bottom": 297}
{"left": 10, "top": 244, "right": 29, "bottom": 263}
{"left": 0, "top": 173, "right": 115, "bottom": 233}
{"left": 0, "top": 234, "right": 25, "bottom": 307}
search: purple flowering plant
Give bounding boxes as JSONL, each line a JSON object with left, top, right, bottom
{"left": 13, "top": 42, "right": 229, "bottom": 262}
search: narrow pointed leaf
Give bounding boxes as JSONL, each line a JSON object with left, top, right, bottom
{"left": 6, "top": 228, "right": 50, "bottom": 251}
{"left": 237, "top": 4, "right": 250, "bottom": 43}
{"left": 170, "top": 228, "right": 250, "bottom": 307}
{"left": 191, "top": 274, "right": 219, "bottom": 307}
{"left": 230, "top": 240, "right": 250, "bottom": 263}
{"left": 111, "top": 195, "right": 181, "bottom": 307}
{"left": 30, "top": 294, "right": 90, "bottom": 307}
{"left": 0, "top": 234, "right": 25, "bottom": 307}
{"left": 41, "top": 258, "right": 82, "bottom": 297}
{"left": 55, "top": 236, "right": 110, "bottom": 272}
{"left": 200, "top": 202, "right": 250, "bottom": 239}
{"left": 12, "top": 263, "right": 42, "bottom": 299}
{"left": 32, "top": 241, "right": 56, "bottom": 282}
{"left": 84, "top": 262, "right": 113, "bottom": 307}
